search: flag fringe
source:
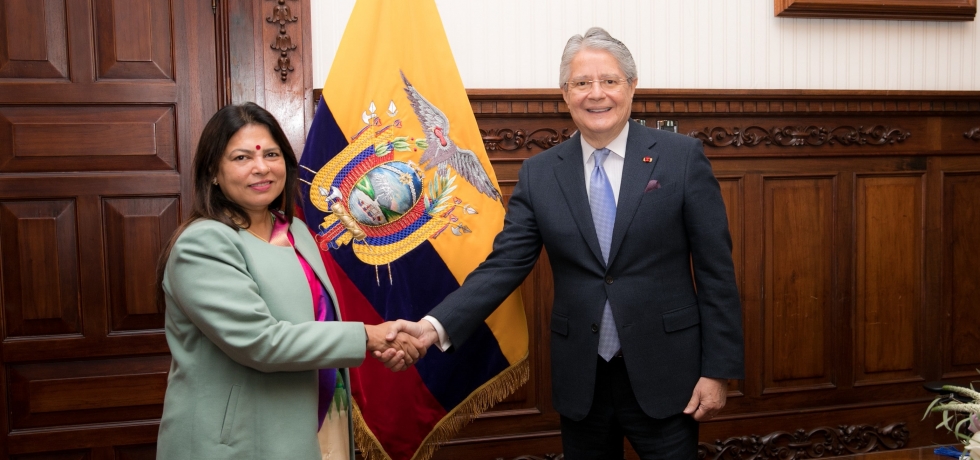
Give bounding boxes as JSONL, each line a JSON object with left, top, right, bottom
{"left": 352, "top": 353, "right": 530, "bottom": 460}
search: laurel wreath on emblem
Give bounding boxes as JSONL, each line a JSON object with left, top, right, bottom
{"left": 302, "top": 71, "right": 497, "bottom": 268}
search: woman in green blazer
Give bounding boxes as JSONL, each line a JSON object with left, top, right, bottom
{"left": 156, "top": 103, "right": 423, "bottom": 459}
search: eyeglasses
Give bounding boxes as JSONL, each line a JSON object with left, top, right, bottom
{"left": 565, "top": 78, "right": 630, "bottom": 93}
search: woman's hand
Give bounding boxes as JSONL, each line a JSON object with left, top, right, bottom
{"left": 364, "top": 323, "right": 427, "bottom": 371}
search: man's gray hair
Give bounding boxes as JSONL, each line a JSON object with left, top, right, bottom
{"left": 559, "top": 27, "right": 637, "bottom": 89}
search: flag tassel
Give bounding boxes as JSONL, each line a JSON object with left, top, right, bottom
{"left": 351, "top": 354, "right": 530, "bottom": 460}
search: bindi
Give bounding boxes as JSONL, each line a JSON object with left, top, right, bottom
{"left": 255, "top": 145, "right": 261, "bottom": 150}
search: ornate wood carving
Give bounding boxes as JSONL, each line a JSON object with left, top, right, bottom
{"left": 463, "top": 89, "right": 980, "bottom": 116}
{"left": 965, "top": 127, "right": 980, "bottom": 141}
{"left": 697, "top": 423, "right": 909, "bottom": 460}
{"left": 267, "top": 0, "right": 298, "bottom": 82}
{"left": 481, "top": 128, "right": 572, "bottom": 152}
{"left": 689, "top": 126, "right": 911, "bottom": 148}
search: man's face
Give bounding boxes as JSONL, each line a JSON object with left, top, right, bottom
{"left": 561, "top": 48, "right": 637, "bottom": 148}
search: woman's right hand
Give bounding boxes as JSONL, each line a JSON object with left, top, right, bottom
{"left": 364, "top": 323, "right": 427, "bottom": 371}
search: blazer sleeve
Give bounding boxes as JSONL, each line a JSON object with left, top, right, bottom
{"left": 428, "top": 160, "right": 543, "bottom": 348}
{"left": 682, "top": 141, "right": 745, "bottom": 380}
{"left": 163, "top": 221, "right": 367, "bottom": 373}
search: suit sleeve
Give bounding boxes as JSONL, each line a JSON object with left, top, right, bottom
{"left": 683, "top": 141, "right": 745, "bottom": 380}
{"left": 428, "top": 161, "right": 543, "bottom": 348}
{"left": 164, "top": 222, "right": 367, "bottom": 373}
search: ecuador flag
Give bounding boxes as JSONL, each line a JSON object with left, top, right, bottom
{"left": 299, "top": 1, "right": 529, "bottom": 459}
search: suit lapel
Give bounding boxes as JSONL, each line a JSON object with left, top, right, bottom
{"left": 608, "top": 121, "right": 659, "bottom": 267}
{"left": 553, "top": 134, "right": 607, "bottom": 266}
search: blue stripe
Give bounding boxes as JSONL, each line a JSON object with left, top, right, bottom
{"left": 300, "top": 100, "right": 510, "bottom": 411}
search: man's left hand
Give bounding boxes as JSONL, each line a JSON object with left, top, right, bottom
{"left": 683, "top": 377, "right": 728, "bottom": 421}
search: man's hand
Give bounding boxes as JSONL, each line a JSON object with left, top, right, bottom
{"left": 364, "top": 323, "right": 426, "bottom": 372}
{"left": 683, "top": 377, "right": 728, "bottom": 421}
{"left": 386, "top": 319, "right": 439, "bottom": 348}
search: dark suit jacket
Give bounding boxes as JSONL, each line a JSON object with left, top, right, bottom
{"left": 429, "top": 120, "right": 744, "bottom": 421}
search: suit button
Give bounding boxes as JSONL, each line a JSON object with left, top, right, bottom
{"left": 605, "top": 276, "right": 614, "bottom": 284}
{"left": 591, "top": 324, "right": 599, "bottom": 333}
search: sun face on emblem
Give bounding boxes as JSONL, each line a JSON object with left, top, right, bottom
{"left": 347, "top": 161, "right": 423, "bottom": 227}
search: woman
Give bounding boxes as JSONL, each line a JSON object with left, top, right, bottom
{"left": 156, "top": 103, "right": 421, "bottom": 459}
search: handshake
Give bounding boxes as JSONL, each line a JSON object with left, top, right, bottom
{"left": 364, "top": 319, "right": 440, "bottom": 372}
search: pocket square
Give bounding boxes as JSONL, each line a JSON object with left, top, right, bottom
{"left": 644, "top": 180, "right": 661, "bottom": 192}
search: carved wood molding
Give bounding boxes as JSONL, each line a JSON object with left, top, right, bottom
{"left": 464, "top": 89, "right": 980, "bottom": 116}
{"left": 477, "top": 124, "right": 916, "bottom": 153}
{"left": 312, "top": 88, "right": 980, "bottom": 116}
{"left": 966, "top": 127, "right": 980, "bottom": 141}
{"left": 689, "top": 125, "right": 912, "bottom": 148}
{"left": 774, "top": 0, "right": 977, "bottom": 21}
{"left": 697, "top": 423, "right": 908, "bottom": 460}
{"left": 267, "top": 0, "right": 298, "bottom": 82}
{"left": 480, "top": 128, "right": 573, "bottom": 152}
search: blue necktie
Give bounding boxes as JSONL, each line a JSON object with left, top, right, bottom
{"left": 590, "top": 148, "right": 621, "bottom": 361}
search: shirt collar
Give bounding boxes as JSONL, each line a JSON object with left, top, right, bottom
{"left": 580, "top": 122, "right": 630, "bottom": 164}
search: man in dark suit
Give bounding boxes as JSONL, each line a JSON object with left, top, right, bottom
{"left": 386, "top": 27, "right": 744, "bottom": 459}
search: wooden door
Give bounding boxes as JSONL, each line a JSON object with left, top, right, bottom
{"left": 0, "top": 0, "right": 217, "bottom": 457}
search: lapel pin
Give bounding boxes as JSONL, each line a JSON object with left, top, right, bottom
{"left": 642, "top": 157, "right": 652, "bottom": 163}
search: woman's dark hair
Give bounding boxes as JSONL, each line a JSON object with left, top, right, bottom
{"left": 157, "top": 103, "right": 300, "bottom": 292}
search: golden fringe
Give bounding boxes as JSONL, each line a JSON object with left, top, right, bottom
{"left": 352, "top": 353, "right": 530, "bottom": 460}
{"left": 351, "top": 401, "right": 391, "bottom": 460}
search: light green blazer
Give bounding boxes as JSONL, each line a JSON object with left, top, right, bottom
{"left": 157, "top": 217, "right": 366, "bottom": 460}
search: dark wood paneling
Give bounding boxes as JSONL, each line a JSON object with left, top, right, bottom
{"left": 0, "top": 106, "right": 176, "bottom": 173}
{"left": 943, "top": 172, "right": 980, "bottom": 374}
{"left": 103, "top": 197, "right": 178, "bottom": 331}
{"left": 0, "top": 200, "right": 80, "bottom": 337}
{"left": 433, "top": 90, "right": 980, "bottom": 459}
{"left": 854, "top": 175, "right": 923, "bottom": 385}
{"left": 10, "top": 451, "right": 89, "bottom": 460}
{"left": 113, "top": 444, "right": 157, "bottom": 460}
{"left": 0, "top": 0, "right": 215, "bottom": 456}
{"left": 0, "top": 0, "right": 69, "bottom": 79}
{"left": 764, "top": 176, "right": 836, "bottom": 391}
{"left": 8, "top": 356, "right": 169, "bottom": 430}
{"left": 93, "top": 0, "right": 173, "bottom": 80}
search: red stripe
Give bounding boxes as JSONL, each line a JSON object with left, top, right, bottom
{"left": 311, "top": 235, "right": 447, "bottom": 458}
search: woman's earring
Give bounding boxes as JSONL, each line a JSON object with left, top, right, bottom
{"left": 212, "top": 178, "right": 218, "bottom": 185}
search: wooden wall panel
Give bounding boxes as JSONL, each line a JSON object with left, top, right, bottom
{"left": 0, "top": 0, "right": 215, "bottom": 456}
{"left": 943, "top": 172, "right": 980, "bottom": 374}
{"left": 7, "top": 356, "right": 169, "bottom": 431}
{"left": 0, "top": 106, "right": 176, "bottom": 173}
{"left": 0, "top": 200, "right": 79, "bottom": 337}
{"left": 103, "top": 197, "right": 178, "bottom": 332}
{"left": 414, "top": 91, "right": 980, "bottom": 458}
{"left": 10, "top": 451, "right": 89, "bottom": 460}
{"left": 0, "top": 0, "right": 68, "bottom": 79}
{"left": 763, "top": 177, "right": 836, "bottom": 392}
{"left": 854, "top": 175, "right": 923, "bottom": 385}
{"left": 93, "top": 0, "right": 173, "bottom": 80}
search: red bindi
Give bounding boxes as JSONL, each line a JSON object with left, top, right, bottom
{"left": 255, "top": 145, "right": 261, "bottom": 150}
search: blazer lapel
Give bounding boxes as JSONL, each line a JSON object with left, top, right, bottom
{"left": 553, "top": 134, "right": 606, "bottom": 266}
{"left": 289, "top": 218, "right": 342, "bottom": 317}
{"left": 608, "top": 120, "right": 659, "bottom": 266}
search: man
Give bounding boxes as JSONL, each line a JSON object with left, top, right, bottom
{"left": 386, "top": 27, "right": 744, "bottom": 459}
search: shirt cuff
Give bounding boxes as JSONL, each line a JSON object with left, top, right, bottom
{"left": 421, "top": 315, "right": 452, "bottom": 352}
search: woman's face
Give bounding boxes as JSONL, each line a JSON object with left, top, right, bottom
{"left": 214, "top": 124, "right": 286, "bottom": 221}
